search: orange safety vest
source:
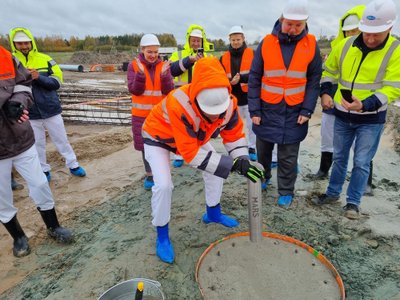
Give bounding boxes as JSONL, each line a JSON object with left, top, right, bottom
{"left": 131, "top": 59, "right": 164, "bottom": 117}
{"left": 0, "top": 47, "right": 16, "bottom": 81}
{"left": 261, "top": 34, "right": 316, "bottom": 106}
{"left": 221, "top": 47, "right": 254, "bottom": 92}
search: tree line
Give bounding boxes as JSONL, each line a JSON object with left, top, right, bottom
{"left": 0, "top": 33, "right": 398, "bottom": 53}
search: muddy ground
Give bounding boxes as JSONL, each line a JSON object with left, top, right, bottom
{"left": 0, "top": 71, "right": 399, "bottom": 300}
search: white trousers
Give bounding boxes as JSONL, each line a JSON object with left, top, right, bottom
{"left": 30, "top": 114, "right": 79, "bottom": 172}
{"left": 238, "top": 105, "right": 256, "bottom": 149}
{"left": 0, "top": 146, "right": 55, "bottom": 223}
{"left": 144, "top": 142, "right": 224, "bottom": 227}
{"left": 320, "top": 113, "right": 335, "bottom": 153}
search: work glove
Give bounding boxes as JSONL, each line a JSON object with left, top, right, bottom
{"left": 4, "top": 101, "right": 25, "bottom": 120}
{"left": 231, "top": 158, "right": 264, "bottom": 183}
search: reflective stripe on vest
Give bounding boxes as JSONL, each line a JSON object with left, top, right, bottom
{"left": 0, "top": 47, "right": 16, "bottom": 80}
{"left": 131, "top": 59, "right": 163, "bottom": 117}
{"left": 221, "top": 47, "right": 254, "bottom": 92}
{"left": 335, "top": 36, "right": 400, "bottom": 109}
{"left": 261, "top": 34, "right": 316, "bottom": 105}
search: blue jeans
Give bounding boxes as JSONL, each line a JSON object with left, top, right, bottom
{"left": 326, "top": 117, "right": 384, "bottom": 206}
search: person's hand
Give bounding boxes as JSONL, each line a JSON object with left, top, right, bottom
{"left": 18, "top": 109, "right": 29, "bottom": 123}
{"left": 230, "top": 73, "right": 240, "bottom": 85}
{"left": 252, "top": 116, "right": 261, "bottom": 125}
{"left": 341, "top": 95, "right": 363, "bottom": 112}
{"left": 321, "top": 94, "right": 334, "bottom": 110}
{"left": 161, "top": 60, "right": 171, "bottom": 74}
{"left": 231, "top": 158, "right": 264, "bottom": 182}
{"left": 4, "top": 101, "right": 25, "bottom": 120}
{"left": 297, "top": 115, "right": 310, "bottom": 125}
{"left": 189, "top": 53, "right": 202, "bottom": 64}
{"left": 135, "top": 58, "right": 145, "bottom": 73}
{"left": 29, "top": 69, "right": 39, "bottom": 80}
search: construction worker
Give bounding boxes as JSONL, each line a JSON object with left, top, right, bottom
{"left": 248, "top": 0, "right": 322, "bottom": 207}
{"left": 9, "top": 27, "right": 86, "bottom": 182}
{"left": 169, "top": 24, "right": 214, "bottom": 168}
{"left": 0, "top": 45, "right": 73, "bottom": 257}
{"left": 311, "top": 5, "right": 365, "bottom": 180}
{"left": 312, "top": 0, "right": 400, "bottom": 219}
{"left": 127, "top": 34, "right": 174, "bottom": 190}
{"left": 142, "top": 57, "right": 264, "bottom": 263}
{"left": 220, "top": 25, "right": 257, "bottom": 162}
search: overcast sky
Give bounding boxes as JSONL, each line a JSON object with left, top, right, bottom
{"left": 2, "top": 0, "right": 399, "bottom": 45}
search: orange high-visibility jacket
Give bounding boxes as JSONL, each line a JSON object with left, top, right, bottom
{"left": 221, "top": 47, "right": 254, "bottom": 92}
{"left": 0, "top": 47, "right": 16, "bottom": 80}
{"left": 131, "top": 59, "right": 163, "bottom": 117}
{"left": 143, "top": 57, "right": 248, "bottom": 178}
{"left": 261, "top": 34, "right": 316, "bottom": 106}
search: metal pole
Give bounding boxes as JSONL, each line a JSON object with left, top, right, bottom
{"left": 247, "top": 162, "right": 264, "bottom": 242}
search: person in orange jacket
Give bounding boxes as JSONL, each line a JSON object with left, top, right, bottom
{"left": 142, "top": 57, "right": 264, "bottom": 263}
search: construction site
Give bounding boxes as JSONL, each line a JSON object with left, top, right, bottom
{"left": 1, "top": 51, "right": 400, "bottom": 299}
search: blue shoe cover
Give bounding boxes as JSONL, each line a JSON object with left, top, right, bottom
{"left": 44, "top": 171, "right": 51, "bottom": 182}
{"left": 144, "top": 176, "right": 154, "bottom": 190}
{"left": 202, "top": 204, "right": 239, "bottom": 228}
{"left": 70, "top": 166, "right": 86, "bottom": 177}
{"left": 172, "top": 159, "right": 184, "bottom": 168}
{"left": 277, "top": 195, "right": 293, "bottom": 207}
{"left": 261, "top": 179, "right": 270, "bottom": 190}
{"left": 271, "top": 161, "right": 278, "bottom": 168}
{"left": 249, "top": 152, "right": 257, "bottom": 162}
{"left": 156, "top": 239, "right": 174, "bottom": 264}
{"left": 156, "top": 224, "right": 174, "bottom": 263}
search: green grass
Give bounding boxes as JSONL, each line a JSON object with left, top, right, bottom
{"left": 44, "top": 52, "right": 74, "bottom": 64}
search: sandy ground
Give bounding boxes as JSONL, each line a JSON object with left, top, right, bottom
{"left": 1, "top": 71, "right": 400, "bottom": 300}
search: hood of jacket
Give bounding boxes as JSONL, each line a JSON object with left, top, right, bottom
{"left": 331, "top": 5, "right": 366, "bottom": 48}
{"left": 9, "top": 27, "right": 38, "bottom": 57}
{"left": 183, "top": 24, "right": 213, "bottom": 52}
{"left": 189, "top": 57, "right": 231, "bottom": 102}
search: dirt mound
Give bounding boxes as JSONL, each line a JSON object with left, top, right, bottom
{"left": 68, "top": 51, "right": 135, "bottom": 64}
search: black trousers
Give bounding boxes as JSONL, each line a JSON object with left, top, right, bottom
{"left": 256, "top": 138, "right": 300, "bottom": 196}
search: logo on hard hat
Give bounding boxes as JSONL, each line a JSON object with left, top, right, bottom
{"left": 366, "top": 15, "right": 377, "bottom": 20}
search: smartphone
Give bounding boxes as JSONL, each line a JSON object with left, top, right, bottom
{"left": 197, "top": 48, "right": 204, "bottom": 54}
{"left": 340, "top": 89, "right": 353, "bottom": 103}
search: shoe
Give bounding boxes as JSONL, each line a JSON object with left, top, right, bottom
{"left": 70, "top": 166, "right": 86, "bottom": 177}
{"left": 311, "top": 193, "right": 340, "bottom": 206}
{"left": 271, "top": 161, "right": 278, "bottom": 169}
{"left": 277, "top": 195, "right": 293, "bottom": 207}
{"left": 172, "top": 159, "right": 184, "bottom": 168}
{"left": 144, "top": 176, "right": 154, "bottom": 190}
{"left": 202, "top": 204, "right": 239, "bottom": 228}
{"left": 11, "top": 178, "right": 24, "bottom": 191}
{"left": 307, "top": 170, "right": 328, "bottom": 180}
{"left": 249, "top": 148, "right": 257, "bottom": 161}
{"left": 364, "top": 184, "right": 374, "bottom": 196}
{"left": 156, "top": 224, "right": 174, "bottom": 263}
{"left": 12, "top": 236, "right": 30, "bottom": 257}
{"left": 44, "top": 171, "right": 51, "bottom": 182}
{"left": 47, "top": 227, "right": 74, "bottom": 243}
{"left": 343, "top": 203, "right": 360, "bottom": 220}
{"left": 261, "top": 179, "right": 270, "bottom": 190}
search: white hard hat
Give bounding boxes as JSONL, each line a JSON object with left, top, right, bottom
{"left": 359, "top": 0, "right": 397, "bottom": 33}
{"left": 229, "top": 25, "right": 244, "bottom": 35}
{"left": 140, "top": 34, "right": 160, "bottom": 47}
{"left": 282, "top": 0, "right": 309, "bottom": 21}
{"left": 197, "top": 87, "right": 230, "bottom": 115}
{"left": 13, "top": 31, "right": 31, "bottom": 42}
{"left": 342, "top": 14, "right": 360, "bottom": 31}
{"left": 190, "top": 29, "right": 203, "bottom": 38}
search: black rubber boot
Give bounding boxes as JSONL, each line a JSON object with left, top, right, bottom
{"left": 313, "top": 152, "right": 333, "bottom": 179}
{"left": 2, "top": 215, "right": 30, "bottom": 257}
{"left": 11, "top": 173, "right": 24, "bottom": 191}
{"left": 37, "top": 208, "right": 74, "bottom": 243}
{"left": 364, "top": 160, "right": 374, "bottom": 196}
